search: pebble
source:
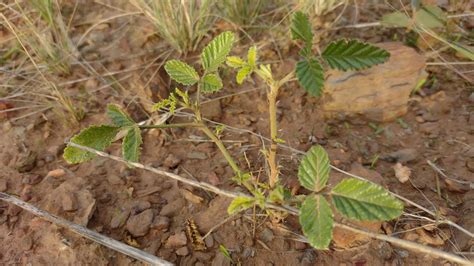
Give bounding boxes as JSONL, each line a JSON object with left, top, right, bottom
{"left": 20, "top": 186, "right": 32, "bottom": 201}
{"left": 165, "top": 231, "right": 187, "bottom": 248}
{"left": 294, "top": 241, "right": 307, "bottom": 250}
{"left": 204, "top": 234, "right": 214, "bottom": 248}
{"left": 62, "top": 193, "right": 78, "bottom": 211}
{"left": 187, "top": 152, "right": 207, "bottom": 160}
{"left": 176, "top": 246, "right": 189, "bottom": 256}
{"left": 0, "top": 179, "right": 7, "bottom": 192}
{"left": 131, "top": 200, "right": 151, "bottom": 215}
{"left": 107, "top": 175, "right": 125, "bottom": 185}
{"left": 242, "top": 247, "right": 255, "bottom": 258}
{"left": 22, "top": 174, "right": 42, "bottom": 185}
{"left": 110, "top": 208, "right": 130, "bottom": 229}
{"left": 8, "top": 205, "right": 22, "bottom": 216}
{"left": 420, "top": 122, "right": 440, "bottom": 136}
{"left": 384, "top": 148, "right": 419, "bottom": 163}
{"left": 466, "top": 158, "right": 474, "bottom": 173}
{"left": 469, "top": 92, "right": 474, "bottom": 103}
{"left": 21, "top": 236, "right": 33, "bottom": 251}
{"left": 260, "top": 228, "right": 274, "bottom": 243}
{"left": 151, "top": 215, "right": 170, "bottom": 231}
{"left": 46, "top": 168, "right": 66, "bottom": 178}
{"left": 126, "top": 209, "right": 154, "bottom": 237}
{"left": 163, "top": 154, "right": 181, "bottom": 169}
{"left": 160, "top": 198, "right": 185, "bottom": 217}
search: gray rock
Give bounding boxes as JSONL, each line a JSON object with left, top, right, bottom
{"left": 126, "top": 209, "right": 154, "bottom": 237}
{"left": 260, "top": 228, "right": 274, "bottom": 243}
{"left": 204, "top": 234, "right": 214, "bottom": 248}
{"left": 110, "top": 208, "right": 130, "bottom": 229}
{"left": 383, "top": 148, "right": 419, "bottom": 163}
{"left": 187, "top": 152, "right": 207, "bottom": 160}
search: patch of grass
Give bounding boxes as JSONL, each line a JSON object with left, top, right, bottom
{"left": 132, "top": 0, "right": 217, "bottom": 55}
{"left": 296, "top": 0, "right": 347, "bottom": 17}
{"left": 218, "top": 0, "right": 269, "bottom": 28}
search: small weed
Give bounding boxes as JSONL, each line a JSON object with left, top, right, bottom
{"left": 64, "top": 12, "right": 403, "bottom": 250}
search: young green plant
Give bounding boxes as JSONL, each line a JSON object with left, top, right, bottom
{"left": 63, "top": 12, "right": 403, "bottom": 250}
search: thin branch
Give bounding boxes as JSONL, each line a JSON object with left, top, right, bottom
{"left": 139, "top": 123, "right": 202, "bottom": 129}
{"left": 66, "top": 143, "right": 473, "bottom": 265}
{"left": 0, "top": 192, "right": 172, "bottom": 266}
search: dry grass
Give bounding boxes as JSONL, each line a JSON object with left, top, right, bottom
{"left": 131, "top": 0, "right": 217, "bottom": 55}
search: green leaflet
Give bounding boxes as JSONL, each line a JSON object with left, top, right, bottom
{"left": 295, "top": 58, "right": 324, "bottom": 96}
{"left": 322, "top": 39, "right": 390, "bottom": 71}
{"left": 382, "top": 5, "right": 446, "bottom": 29}
{"left": 381, "top": 11, "right": 410, "bottom": 28}
{"left": 236, "top": 66, "right": 252, "bottom": 84}
{"left": 64, "top": 125, "right": 120, "bottom": 164}
{"left": 164, "top": 60, "right": 199, "bottom": 85}
{"left": 226, "top": 56, "right": 246, "bottom": 68}
{"left": 202, "top": 73, "right": 223, "bottom": 93}
{"left": 201, "top": 31, "right": 235, "bottom": 72}
{"left": 291, "top": 11, "right": 313, "bottom": 54}
{"left": 122, "top": 126, "right": 142, "bottom": 162}
{"left": 299, "top": 195, "right": 333, "bottom": 250}
{"left": 107, "top": 104, "right": 135, "bottom": 127}
{"left": 247, "top": 45, "right": 257, "bottom": 67}
{"left": 331, "top": 178, "right": 404, "bottom": 221}
{"left": 227, "top": 196, "right": 255, "bottom": 215}
{"left": 298, "top": 145, "right": 330, "bottom": 192}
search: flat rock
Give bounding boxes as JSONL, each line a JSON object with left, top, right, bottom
{"left": 110, "top": 208, "right": 130, "bottom": 229}
{"left": 61, "top": 193, "right": 78, "bottom": 211}
{"left": 160, "top": 198, "right": 185, "bottom": 217}
{"left": 176, "top": 246, "right": 189, "bottom": 256}
{"left": 322, "top": 42, "right": 427, "bottom": 122}
{"left": 126, "top": 209, "right": 154, "bottom": 237}
{"left": 383, "top": 148, "right": 419, "bottom": 163}
{"left": 151, "top": 215, "right": 170, "bottom": 231}
{"left": 165, "top": 231, "right": 187, "bottom": 248}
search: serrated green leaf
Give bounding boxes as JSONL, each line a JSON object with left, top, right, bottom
{"left": 64, "top": 125, "right": 120, "bottom": 164}
{"left": 322, "top": 39, "right": 390, "bottom": 71}
{"left": 247, "top": 46, "right": 257, "bottom": 66}
{"left": 299, "top": 195, "right": 333, "bottom": 250}
{"left": 202, "top": 73, "right": 223, "bottom": 93}
{"left": 122, "top": 126, "right": 142, "bottom": 162}
{"left": 331, "top": 178, "right": 404, "bottom": 221}
{"left": 381, "top": 11, "right": 410, "bottom": 28}
{"left": 291, "top": 11, "right": 313, "bottom": 49}
{"left": 236, "top": 66, "right": 252, "bottom": 84}
{"left": 415, "top": 5, "right": 446, "bottom": 29}
{"left": 296, "top": 58, "right": 324, "bottom": 96}
{"left": 298, "top": 145, "right": 330, "bottom": 192}
{"left": 201, "top": 31, "right": 235, "bottom": 72}
{"left": 164, "top": 60, "right": 199, "bottom": 85}
{"left": 226, "top": 56, "right": 246, "bottom": 68}
{"left": 107, "top": 104, "right": 134, "bottom": 127}
{"left": 227, "top": 196, "right": 255, "bottom": 215}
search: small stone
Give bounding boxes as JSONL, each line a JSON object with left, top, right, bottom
{"left": 110, "top": 208, "right": 130, "bottom": 229}
{"left": 212, "top": 252, "right": 231, "bottom": 266}
{"left": 131, "top": 200, "right": 151, "bottom": 215}
{"left": 176, "top": 246, "right": 189, "bottom": 256}
{"left": 0, "top": 179, "right": 7, "bottom": 192}
{"left": 126, "top": 209, "right": 154, "bottom": 237}
{"left": 384, "top": 148, "right": 419, "bottom": 163}
{"left": 21, "top": 236, "right": 33, "bottom": 251}
{"left": 469, "top": 92, "right": 474, "bottom": 103}
{"left": 62, "top": 193, "right": 78, "bottom": 211}
{"left": 420, "top": 122, "right": 439, "bottom": 136}
{"left": 160, "top": 198, "right": 185, "bottom": 217}
{"left": 165, "top": 231, "right": 187, "bottom": 248}
{"left": 242, "top": 247, "right": 255, "bottom": 258}
{"left": 466, "top": 158, "right": 474, "bottom": 173}
{"left": 260, "top": 228, "right": 274, "bottom": 243}
{"left": 207, "top": 172, "right": 221, "bottom": 186}
{"left": 44, "top": 155, "right": 55, "bottom": 163}
{"left": 21, "top": 186, "right": 32, "bottom": 201}
{"left": 98, "top": 193, "right": 112, "bottom": 203}
{"left": 415, "top": 116, "right": 425, "bottom": 123}
{"left": 204, "top": 234, "right": 214, "bottom": 248}
{"left": 163, "top": 154, "right": 181, "bottom": 169}
{"left": 46, "top": 168, "right": 66, "bottom": 178}
{"left": 107, "top": 175, "right": 125, "bottom": 185}
{"left": 22, "top": 174, "right": 42, "bottom": 185}
{"left": 294, "top": 241, "right": 307, "bottom": 250}
{"left": 187, "top": 152, "right": 207, "bottom": 160}
{"left": 8, "top": 205, "right": 22, "bottom": 216}
{"left": 151, "top": 215, "right": 170, "bottom": 231}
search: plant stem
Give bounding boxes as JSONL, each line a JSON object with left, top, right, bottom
{"left": 139, "top": 123, "right": 202, "bottom": 129}
{"left": 268, "top": 83, "right": 279, "bottom": 188}
{"left": 200, "top": 124, "right": 241, "bottom": 176}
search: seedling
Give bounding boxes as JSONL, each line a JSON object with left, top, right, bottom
{"left": 64, "top": 12, "right": 403, "bottom": 250}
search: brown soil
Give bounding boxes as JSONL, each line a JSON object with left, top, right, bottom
{"left": 1, "top": 1, "right": 473, "bottom": 265}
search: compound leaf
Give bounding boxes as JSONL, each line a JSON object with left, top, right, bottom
{"left": 291, "top": 11, "right": 313, "bottom": 53}
{"left": 202, "top": 73, "right": 223, "bottom": 93}
{"left": 236, "top": 65, "right": 252, "bottom": 84}
{"left": 64, "top": 125, "right": 120, "bottom": 164}
{"left": 227, "top": 197, "right": 255, "bottom": 215}
{"left": 322, "top": 39, "right": 390, "bottom": 71}
{"left": 298, "top": 145, "right": 330, "bottom": 192}
{"left": 122, "top": 126, "right": 142, "bottom": 162}
{"left": 299, "top": 195, "right": 333, "bottom": 250}
{"left": 295, "top": 58, "right": 324, "bottom": 96}
{"left": 331, "top": 178, "right": 404, "bottom": 221}
{"left": 107, "top": 104, "right": 135, "bottom": 127}
{"left": 201, "top": 31, "right": 235, "bottom": 72}
{"left": 164, "top": 60, "right": 199, "bottom": 85}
